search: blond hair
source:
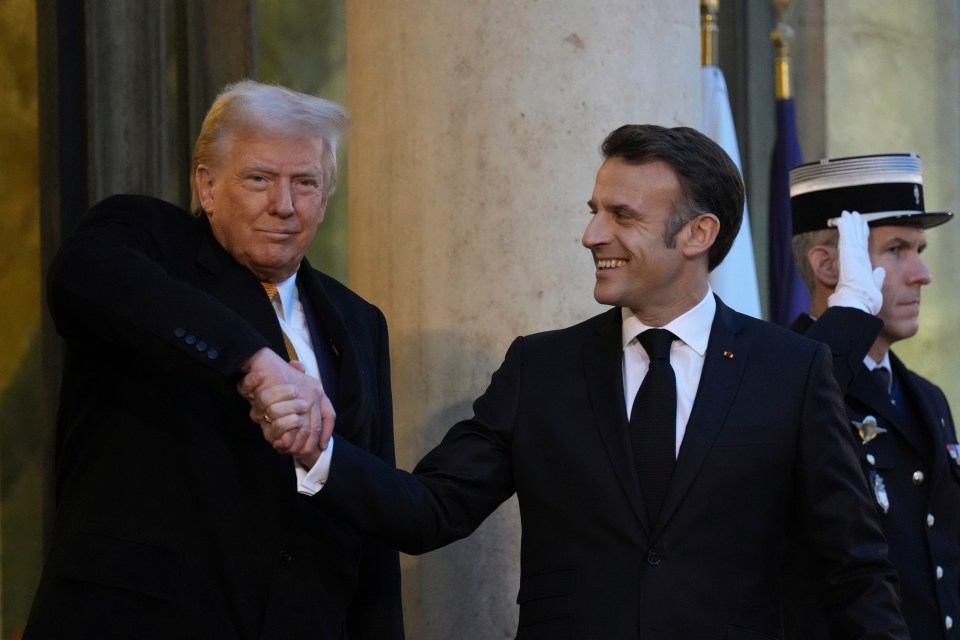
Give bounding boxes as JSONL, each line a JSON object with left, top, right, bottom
{"left": 190, "top": 80, "right": 348, "bottom": 214}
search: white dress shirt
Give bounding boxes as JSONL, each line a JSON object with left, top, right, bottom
{"left": 864, "top": 352, "right": 893, "bottom": 394}
{"left": 621, "top": 289, "right": 716, "bottom": 457}
{"left": 269, "top": 275, "right": 334, "bottom": 495}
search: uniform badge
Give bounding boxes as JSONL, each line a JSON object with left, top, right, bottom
{"left": 870, "top": 469, "right": 890, "bottom": 514}
{"left": 854, "top": 415, "right": 886, "bottom": 445}
{"left": 947, "top": 443, "right": 960, "bottom": 466}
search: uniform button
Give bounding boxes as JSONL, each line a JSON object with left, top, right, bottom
{"left": 280, "top": 549, "right": 293, "bottom": 563}
{"left": 927, "top": 513, "right": 936, "bottom": 527}
{"left": 196, "top": 341, "right": 207, "bottom": 352}
{"left": 937, "top": 565, "right": 944, "bottom": 579}
{"left": 866, "top": 454, "right": 876, "bottom": 466}
{"left": 946, "top": 615, "right": 953, "bottom": 630}
{"left": 646, "top": 551, "right": 661, "bottom": 565}
{"left": 913, "top": 470, "right": 925, "bottom": 485}
{"left": 185, "top": 335, "right": 197, "bottom": 345}
{"left": 207, "top": 349, "right": 219, "bottom": 360}
{"left": 174, "top": 328, "right": 186, "bottom": 337}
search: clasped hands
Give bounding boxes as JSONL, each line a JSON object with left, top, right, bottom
{"left": 238, "top": 347, "right": 335, "bottom": 468}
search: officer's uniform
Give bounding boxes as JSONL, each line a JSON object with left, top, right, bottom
{"left": 782, "top": 152, "right": 959, "bottom": 639}
{"left": 848, "top": 351, "right": 960, "bottom": 639}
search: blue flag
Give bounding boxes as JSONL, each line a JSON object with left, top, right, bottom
{"left": 768, "top": 97, "right": 809, "bottom": 325}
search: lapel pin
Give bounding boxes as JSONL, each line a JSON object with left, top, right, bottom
{"left": 722, "top": 350, "right": 734, "bottom": 359}
{"left": 854, "top": 415, "right": 886, "bottom": 445}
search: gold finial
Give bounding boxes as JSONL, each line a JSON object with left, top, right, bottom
{"left": 771, "top": 0, "right": 796, "bottom": 99}
{"left": 701, "top": 0, "right": 720, "bottom": 67}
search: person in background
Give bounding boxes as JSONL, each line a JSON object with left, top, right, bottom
{"left": 249, "top": 125, "right": 909, "bottom": 638}
{"left": 25, "top": 81, "right": 404, "bottom": 639}
{"left": 784, "top": 153, "right": 958, "bottom": 640}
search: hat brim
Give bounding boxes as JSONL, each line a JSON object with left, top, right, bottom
{"left": 862, "top": 210, "right": 953, "bottom": 229}
{"left": 822, "top": 210, "right": 953, "bottom": 231}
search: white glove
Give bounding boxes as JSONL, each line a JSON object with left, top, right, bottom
{"left": 827, "top": 210, "right": 886, "bottom": 314}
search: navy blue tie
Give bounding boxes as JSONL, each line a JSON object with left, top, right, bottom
{"left": 630, "top": 329, "right": 677, "bottom": 523}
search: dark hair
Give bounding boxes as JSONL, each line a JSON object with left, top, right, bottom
{"left": 600, "top": 124, "right": 744, "bottom": 271}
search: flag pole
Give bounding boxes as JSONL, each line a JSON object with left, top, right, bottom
{"left": 771, "top": 0, "right": 794, "bottom": 101}
{"left": 700, "top": 0, "right": 719, "bottom": 67}
{"left": 767, "top": 0, "right": 810, "bottom": 325}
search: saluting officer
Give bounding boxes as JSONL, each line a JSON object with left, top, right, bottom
{"left": 785, "top": 153, "right": 959, "bottom": 639}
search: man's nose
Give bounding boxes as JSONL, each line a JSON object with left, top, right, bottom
{"left": 582, "top": 212, "right": 609, "bottom": 249}
{"left": 272, "top": 180, "right": 295, "bottom": 217}
{"left": 911, "top": 255, "right": 933, "bottom": 285}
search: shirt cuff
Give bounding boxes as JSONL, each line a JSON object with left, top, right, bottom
{"left": 295, "top": 436, "right": 334, "bottom": 496}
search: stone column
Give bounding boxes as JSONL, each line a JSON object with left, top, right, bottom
{"left": 795, "top": 0, "right": 960, "bottom": 410}
{"left": 346, "top": 3, "right": 699, "bottom": 637}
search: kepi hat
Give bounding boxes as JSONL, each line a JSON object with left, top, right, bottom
{"left": 789, "top": 153, "right": 953, "bottom": 234}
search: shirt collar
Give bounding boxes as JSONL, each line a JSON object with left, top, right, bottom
{"left": 273, "top": 273, "right": 299, "bottom": 322}
{"left": 620, "top": 286, "right": 716, "bottom": 357}
{"left": 864, "top": 351, "right": 892, "bottom": 372}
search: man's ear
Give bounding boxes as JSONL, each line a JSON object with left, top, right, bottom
{"left": 807, "top": 245, "right": 839, "bottom": 287}
{"left": 195, "top": 165, "right": 215, "bottom": 213}
{"left": 680, "top": 213, "right": 720, "bottom": 259}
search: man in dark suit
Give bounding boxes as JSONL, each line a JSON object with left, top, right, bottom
{"left": 25, "top": 81, "right": 404, "bottom": 639}
{"left": 251, "top": 124, "right": 908, "bottom": 638}
{"left": 784, "top": 153, "right": 959, "bottom": 639}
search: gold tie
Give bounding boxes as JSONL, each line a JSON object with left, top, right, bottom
{"left": 260, "top": 282, "right": 300, "bottom": 361}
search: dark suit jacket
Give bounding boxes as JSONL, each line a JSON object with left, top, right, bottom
{"left": 25, "top": 195, "right": 403, "bottom": 639}
{"left": 786, "top": 311, "right": 960, "bottom": 639}
{"left": 317, "top": 299, "right": 907, "bottom": 639}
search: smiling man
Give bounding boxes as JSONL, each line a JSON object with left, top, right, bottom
{"left": 251, "top": 124, "right": 909, "bottom": 638}
{"left": 25, "top": 82, "right": 404, "bottom": 639}
{"left": 784, "top": 153, "right": 958, "bottom": 640}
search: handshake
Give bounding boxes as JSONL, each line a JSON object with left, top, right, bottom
{"left": 238, "top": 346, "right": 336, "bottom": 467}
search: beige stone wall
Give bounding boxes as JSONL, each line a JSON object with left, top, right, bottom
{"left": 346, "top": 2, "right": 699, "bottom": 636}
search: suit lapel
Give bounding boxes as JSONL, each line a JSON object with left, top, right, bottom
{"left": 890, "top": 353, "right": 944, "bottom": 466}
{"left": 584, "top": 308, "right": 652, "bottom": 533}
{"left": 657, "top": 298, "right": 749, "bottom": 532}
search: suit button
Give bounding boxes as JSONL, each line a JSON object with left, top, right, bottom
{"left": 196, "top": 341, "right": 207, "bottom": 352}
{"left": 207, "top": 349, "right": 219, "bottom": 360}
{"left": 913, "top": 470, "right": 925, "bottom": 484}
{"left": 928, "top": 513, "right": 936, "bottom": 528}
{"left": 646, "top": 551, "right": 661, "bottom": 565}
{"left": 937, "top": 565, "right": 944, "bottom": 579}
{"left": 185, "top": 335, "right": 197, "bottom": 345}
{"left": 174, "top": 328, "right": 186, "bottom": 337}
{"left": 280, "top": 549, "right": 293, "bottom": 563}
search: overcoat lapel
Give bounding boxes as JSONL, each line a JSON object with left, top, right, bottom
{"left": 656, "top": 298, "right": 749, "bottom": 533}
{"left": 584, "top": 308, "right": 652, "bottom": 533}
{"left": 296, "top": 259, "right": 370, "bottom": 444}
